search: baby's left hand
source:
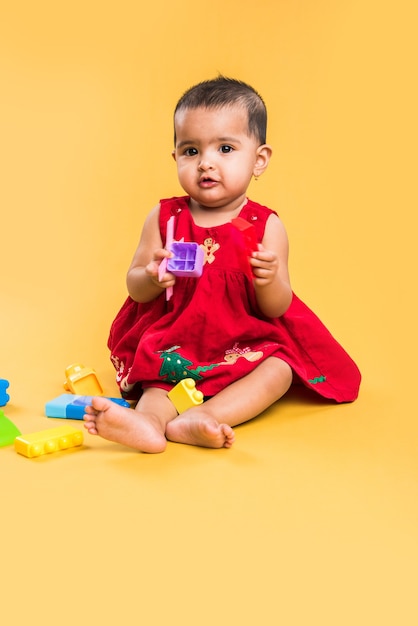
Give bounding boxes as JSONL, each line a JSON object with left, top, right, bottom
{"left": 249, "top": 244, "right": 279, "bottom": 287}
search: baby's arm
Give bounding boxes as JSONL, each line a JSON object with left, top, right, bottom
{"left": 249, "top": 214, "right": 292, "bottom": 318}
{"left": 126, "top": 204, "right": 175, "bottom": 303}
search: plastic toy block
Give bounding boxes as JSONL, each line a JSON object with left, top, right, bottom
{"left": 63, "top": 363, "right": 104, "bottom": 396}
{"left": 45, "top": 393, "right": 130, "bottom": 420}
{"left": 231, "top": 217, "right": 258, "bottom": 255}
{"left": 167, "top": 242, "right": 204, "bottom": 278}
{"left": 0, "top": 379, "right": 10, "bottom": 407}
{"left": 0, "top": 409, "right": 21, "bottom": 447}
{"left": 231, "top": 217, "right": 258, "bottom": 278}
{"left": 15, "top": 426, "right": 84, "bottom": 458}
{"left": 167, "top": 378, "right": 204, "bottom": 414}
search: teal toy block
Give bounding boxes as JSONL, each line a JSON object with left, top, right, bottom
{"left": 0, "top": 379, "right": 10, "bottom": 407}
{"left": 0, "top": 409, "right": 21, "bottom": 447}
{"left": 45, "top": 393, "right": 130, "bottom": 420}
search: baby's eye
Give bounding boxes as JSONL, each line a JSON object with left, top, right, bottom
{"left": 184, "top": 147, "right": 198, "bottom": 157}
{"left": 220, "top": 145, "right": 233, "bottom": 154}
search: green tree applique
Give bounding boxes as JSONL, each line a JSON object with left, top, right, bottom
{"left": 158, "top": 346, "right": 220, "bottom": 384}
{"left": 308, "top": 375, "right": 327, "bottom": 384}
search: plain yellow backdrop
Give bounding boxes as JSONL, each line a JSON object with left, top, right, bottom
{"left": 1, "top": 1, "right": 417, "bottom": 624}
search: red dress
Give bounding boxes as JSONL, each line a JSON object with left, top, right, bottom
{"left": 108, "top": 196, "right": 361, "bottom": 403}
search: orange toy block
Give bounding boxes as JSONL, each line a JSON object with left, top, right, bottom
{"left": 167, "top": 378, "right": 204, "bottom": 413}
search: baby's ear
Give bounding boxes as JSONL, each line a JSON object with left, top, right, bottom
{"left": 253, "top": 144, "right": 272, "bottom": 177}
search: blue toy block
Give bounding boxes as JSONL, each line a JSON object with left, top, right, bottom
{"left": 0, "top": 379, "right": 10, "bottom": 407}
{"left": 45, "top": 394, "right": 130, "bottom": 420}
{"left": 167, "top": 242, "right": 204, "bottom": 277}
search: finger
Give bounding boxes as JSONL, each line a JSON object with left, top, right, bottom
{"left": 252, "top": 249, "right": 276, "bottom": 263}
{"left": 154, "top": 248, "right": 173, "bottom": 262}
{"left": 249, "top": 257, "right": 274, "bottom": 271}
{"left": 253, "top": 267, "right": 272, "bottom": 279}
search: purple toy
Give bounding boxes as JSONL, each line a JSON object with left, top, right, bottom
{"left": 167, "top": 242, "right": 204, "bottom": 277}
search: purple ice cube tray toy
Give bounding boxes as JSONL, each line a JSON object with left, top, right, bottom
{"left": 167, "top": 242, "right": 204, "bottom": 278}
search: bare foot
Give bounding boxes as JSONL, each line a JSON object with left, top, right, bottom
{"left": 166, "top": 412, "right": 235, "bottom": 449}
{"left": 83, "top": 397, "right": 167, "bottom": 453}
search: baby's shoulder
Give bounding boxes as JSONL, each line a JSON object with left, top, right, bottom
{"left": 159, "top": 196, "right": 189, "bottom": 218}
{"left": 240, "top": 198, "right": 279, "bottom": 240}
{"left": 243, "top": 198, "right": 278, "bottom": 219}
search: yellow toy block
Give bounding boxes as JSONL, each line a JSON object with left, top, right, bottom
{"left": 63, "top": 363, "right": 104, "bottom": 396}
{"left": 15, "top": 426, "right": 84, "bottom": 458}
{"left": 167, "top": 378, "right": 204, "bottom": 413}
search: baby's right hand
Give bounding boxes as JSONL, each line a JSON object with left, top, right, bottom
{"left": 145, "top": 248, "right": 176, "bottom": 290}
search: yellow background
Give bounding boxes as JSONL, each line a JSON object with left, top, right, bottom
{"left": 1, "top": 1, "right": 417, "bottom": 624}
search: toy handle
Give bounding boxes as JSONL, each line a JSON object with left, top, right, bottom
{"left": 158, "top": 216, "right": 175, "bottom": 300}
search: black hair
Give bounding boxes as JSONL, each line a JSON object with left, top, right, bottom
{"left": 174, "top": 76, "right": 267, "bottom": 145}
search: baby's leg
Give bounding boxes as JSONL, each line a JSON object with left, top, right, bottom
{"left": 166, "top": 357, "right": 292, "bottom": 448}
{"left": 83, "top": 387, "right": 178, "bottom": 453}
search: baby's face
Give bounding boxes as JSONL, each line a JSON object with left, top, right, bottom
{"left": 173, "top": 105, "right": 265, "bottom": 214}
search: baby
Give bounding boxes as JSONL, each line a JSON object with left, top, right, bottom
{"left": 84, "top": 76, "right": 361, "bottom": 452}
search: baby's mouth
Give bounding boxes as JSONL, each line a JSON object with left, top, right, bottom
{"left": 199, "top": 176, "right": 218, "bottom": 187}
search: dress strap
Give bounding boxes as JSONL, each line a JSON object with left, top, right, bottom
{"left": 159, "top": 196, "right": 189, "bottom": 244}
{"left": 240, "top": 199, "right": 278, "bottom": 242}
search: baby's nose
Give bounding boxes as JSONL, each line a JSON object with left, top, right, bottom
{"left": 198, "top": 157, "right": 214, "bottom": 171}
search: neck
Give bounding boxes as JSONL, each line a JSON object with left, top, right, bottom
{"left": 188, "top": 197, "right": 248, "bottom": 227}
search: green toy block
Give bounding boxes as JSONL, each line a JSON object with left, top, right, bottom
{"left": 0, "top": 409, "right": 21, "bottom": 447}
